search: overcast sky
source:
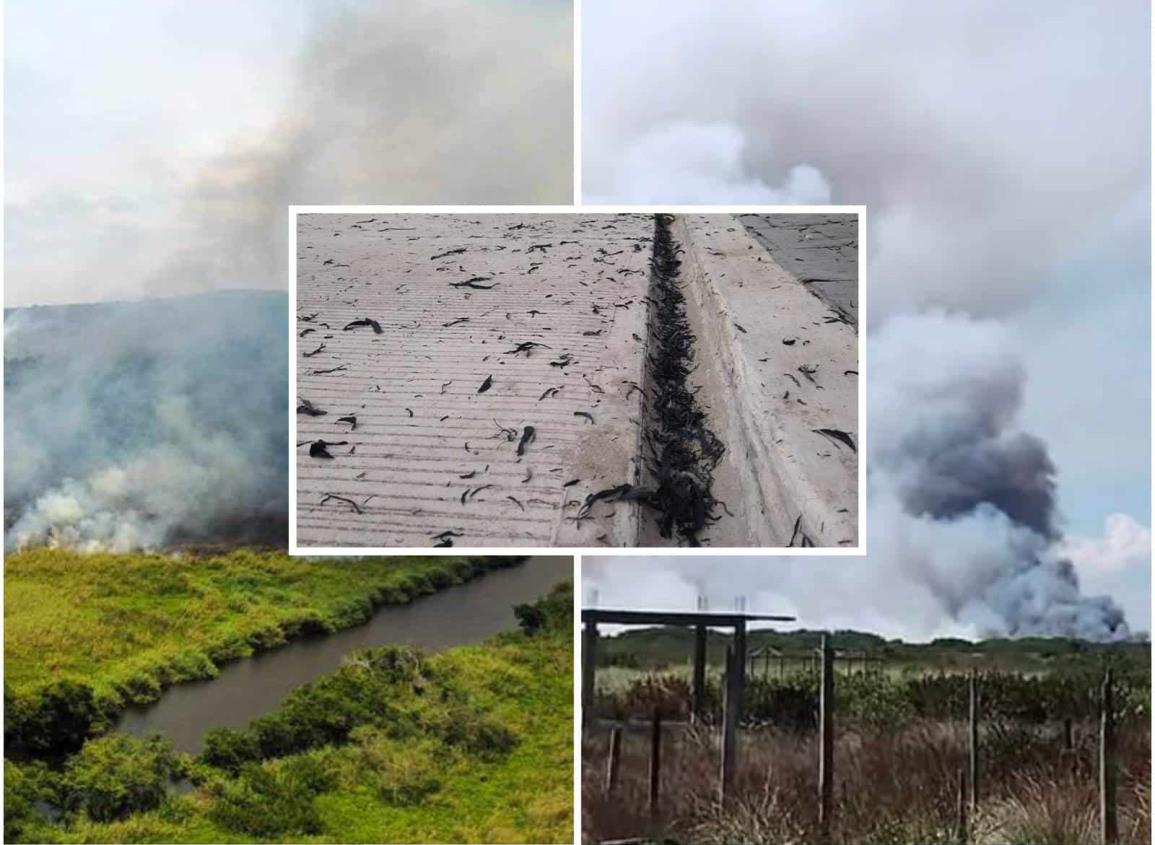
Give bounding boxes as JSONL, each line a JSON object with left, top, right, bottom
{"left": 582, "top": 0, "right": 1151, "bottom": 637}
{"left": 5, "top": 0, "right": 573, "bottom": 306}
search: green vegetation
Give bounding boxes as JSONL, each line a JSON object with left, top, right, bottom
{"left": 4, "top": 549, "right": 523, "bottom": 755}
{"left": 5, "top": 560, "right": 573, "bottom": 844}
{"left": 597, "top": 625, "right": 1151, "bottom": 674}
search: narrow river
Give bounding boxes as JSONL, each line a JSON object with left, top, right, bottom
{"left": 116, "top": 556, "right": 572, "bottom": 754}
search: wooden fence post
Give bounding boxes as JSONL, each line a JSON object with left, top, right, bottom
{"left": 604, "top": 725, "right": 622, "bottom": 796}
{"left": 582, "top": 620, "right": 598, "bottom": 727}
{"left": 956, "top": 767, "right": 968, "bottom": 844}
{"left": 818, "top": 634, "right": 834, "bottom": 841}
{"left": 1100, "top": 668, "right": 1118, "bottom": 845}
{"left": 719, "top": 645, "right": 737, "bottom": 804}
{"left": 692, "top": 624, "right": 707, "bottom": 723}
{"left": 968, "top": 670, "right": 979, "bottom": 813}
{"left": 649, "top": 707, "right": 662, "bottom": 817}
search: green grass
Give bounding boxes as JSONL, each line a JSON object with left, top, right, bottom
{"left": 7, "top": 580, "right": 574, "bottom": 844}
{"left": 4, "top": 549, "right": 521, "bottom": 744}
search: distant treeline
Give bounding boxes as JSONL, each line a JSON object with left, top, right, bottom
{"left": 596, "top": 625, "right": 1150, "bottom": 672}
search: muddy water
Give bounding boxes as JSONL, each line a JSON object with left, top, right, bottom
{"left": 116, "top": 556, "right": 572, "bottom": 754}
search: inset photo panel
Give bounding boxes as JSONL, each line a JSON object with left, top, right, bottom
{"left": 290, "top": 207, "right": 864, "bottom": 552}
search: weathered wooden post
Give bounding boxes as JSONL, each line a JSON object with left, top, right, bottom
{"left": 1100, "top": 668, "right": 1117, "bottom": 845}
{"left": 956, "top": 767, "right": 968, "bottom": 844}
{"left": 719, "top": 644, "right": 737, "bottom": 804}
{"left": 818, "top": 634, "right": 834, "bottom": 842}
{"left": 649, "top": 707, "right": 662, "bottom": 816}
{"left": 968, "top": 670, "right": 979, "bottom": 813}
{"left": 604, "top": 725, "right": 623, "bottom": 796}
{"left": 734, "top": 621, "right": 747, "bottom": 720}
{"left": 582, "top": 618, "right": 598, "bottom": 727}
{"left": 692, "top": 624, "right": 707, "bottom": 723}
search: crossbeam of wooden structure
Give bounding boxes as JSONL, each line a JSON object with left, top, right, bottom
{"left": 580, "top": 607, "right": 795, "bottom": 804}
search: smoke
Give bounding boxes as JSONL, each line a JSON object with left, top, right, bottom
{"left": 861, "top": 311, "right": 1126, "bottom": 638}
{"left": 584, "top": 0, "right": 1149, "bottom": 319}
{"left": 585, "top": 122, "right": 830, "bottom": 205}
{"left": 4, "top": 292, "right": 288, "bottom": 551}
{"left": 581, "top": 0, "right": 1147, "bottom": 641}
{"left": 4, "top": 1, "right": 572, "bottom": 549}
{"left": 8, "top": 0, "right": 572, "bottom": 306}
{"left": 586, "top": 310, "right": 1130, "bottom": 641}
{"left": 160, "top": 0, "right": 573, "bottom": 299}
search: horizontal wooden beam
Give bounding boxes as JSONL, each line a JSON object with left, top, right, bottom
{"left": 581, "top": 608, "right": 794, "bottom": 627}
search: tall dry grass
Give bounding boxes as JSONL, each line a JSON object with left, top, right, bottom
{"left": 582, "top": 718, "right": 1150, "bottom": 844}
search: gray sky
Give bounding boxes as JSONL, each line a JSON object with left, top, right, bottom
{"left": 5, "top": 0, "right": 573, "bottom": 306}
{"left": 582, "top": 0, "right": 1151, "bottom": 636}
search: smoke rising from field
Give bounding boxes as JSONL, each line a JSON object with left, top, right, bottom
{"left": 582, "top": 0, "right": 1146, "bottom": 640}
{"left": 586, "top": 310, "right": 1128, "bottom": 641}
{"left": 4, "top": 1, "right": 572, "bottom": 550}
{"left": 4, "top": 293, "right": 288, "bottom": 551}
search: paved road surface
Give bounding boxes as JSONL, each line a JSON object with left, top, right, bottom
{"left": 739, "top": 214, "right": 858, "bottom": 327}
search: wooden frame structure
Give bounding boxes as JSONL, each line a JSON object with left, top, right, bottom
{"left": 581, "top": 608, "right": 794, "bottom": 801}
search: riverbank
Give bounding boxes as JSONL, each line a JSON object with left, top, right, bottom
{"left": 4, "top": 549, "right": 525, "bottom": 755}
{"left": 7, "top": 580, "right": 574, "bottom": 843}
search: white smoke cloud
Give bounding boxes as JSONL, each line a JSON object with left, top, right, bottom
{"left": 585, "top": 122, "right": 830, "bottom": 205}
{"left": 1061, "top": 514, "right": 1152, "bottom": 576}
{"left": 4, "top": 292, "right": 288, "bottom": 551}
{"left": 7, "top": 0, "right": 573, "bottom": 306}
{"left": 584, "top": 0, "right": 1149, "bottom": 320}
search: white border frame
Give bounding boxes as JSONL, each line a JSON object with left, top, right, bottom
{"left": 288, "top": 204, "right": 867, "bottom": 557}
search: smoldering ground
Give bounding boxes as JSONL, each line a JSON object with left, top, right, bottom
{"left": 4, "top": 292, "right": 288, "bottom": 551}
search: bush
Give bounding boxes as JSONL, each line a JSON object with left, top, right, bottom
{"left": 201, "top": 727, "right": 261, "bottom": 773}
{"left": 63, "top": 734, "right": 180, "bottom": 822}
{"left": 437, "top": 704, "right": 519, "bottom": 758}
{"left": 5, "top": 759, "right": 62, "bottom": 843}
{"left": 515, "top": 581, "right": 573, "bottom": 636}
{"left": 208, "top": 755, "right": 335, "bottom": 837}
{"left": 352, "top": 729, "right": 443, "bottom": 805}
{"left": 6, "top": 680, "right": 102, "bottom": 757}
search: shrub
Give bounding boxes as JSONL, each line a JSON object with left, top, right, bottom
{"left": 7, "top": 680, "right": 101, "bottom": 756}
{"left": 437, "top": 704, "right": 519, "bottom": 759}
{"left": 208, "top": 755, "right": 335, "bottom": 837}
{"left": 515, "top": 581, "right": 573, "bottom": 636}
{"left": 5, "top": 759, "right": 62, "bottom": 843}
{"left": 63, "top": 734, "right": 179, "bottom": 822}
{"left": 201, "top": 727, "right": 261, "bottom": 773}
{"left": 352, "top": 729, "right": 443, "bottom": 805}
